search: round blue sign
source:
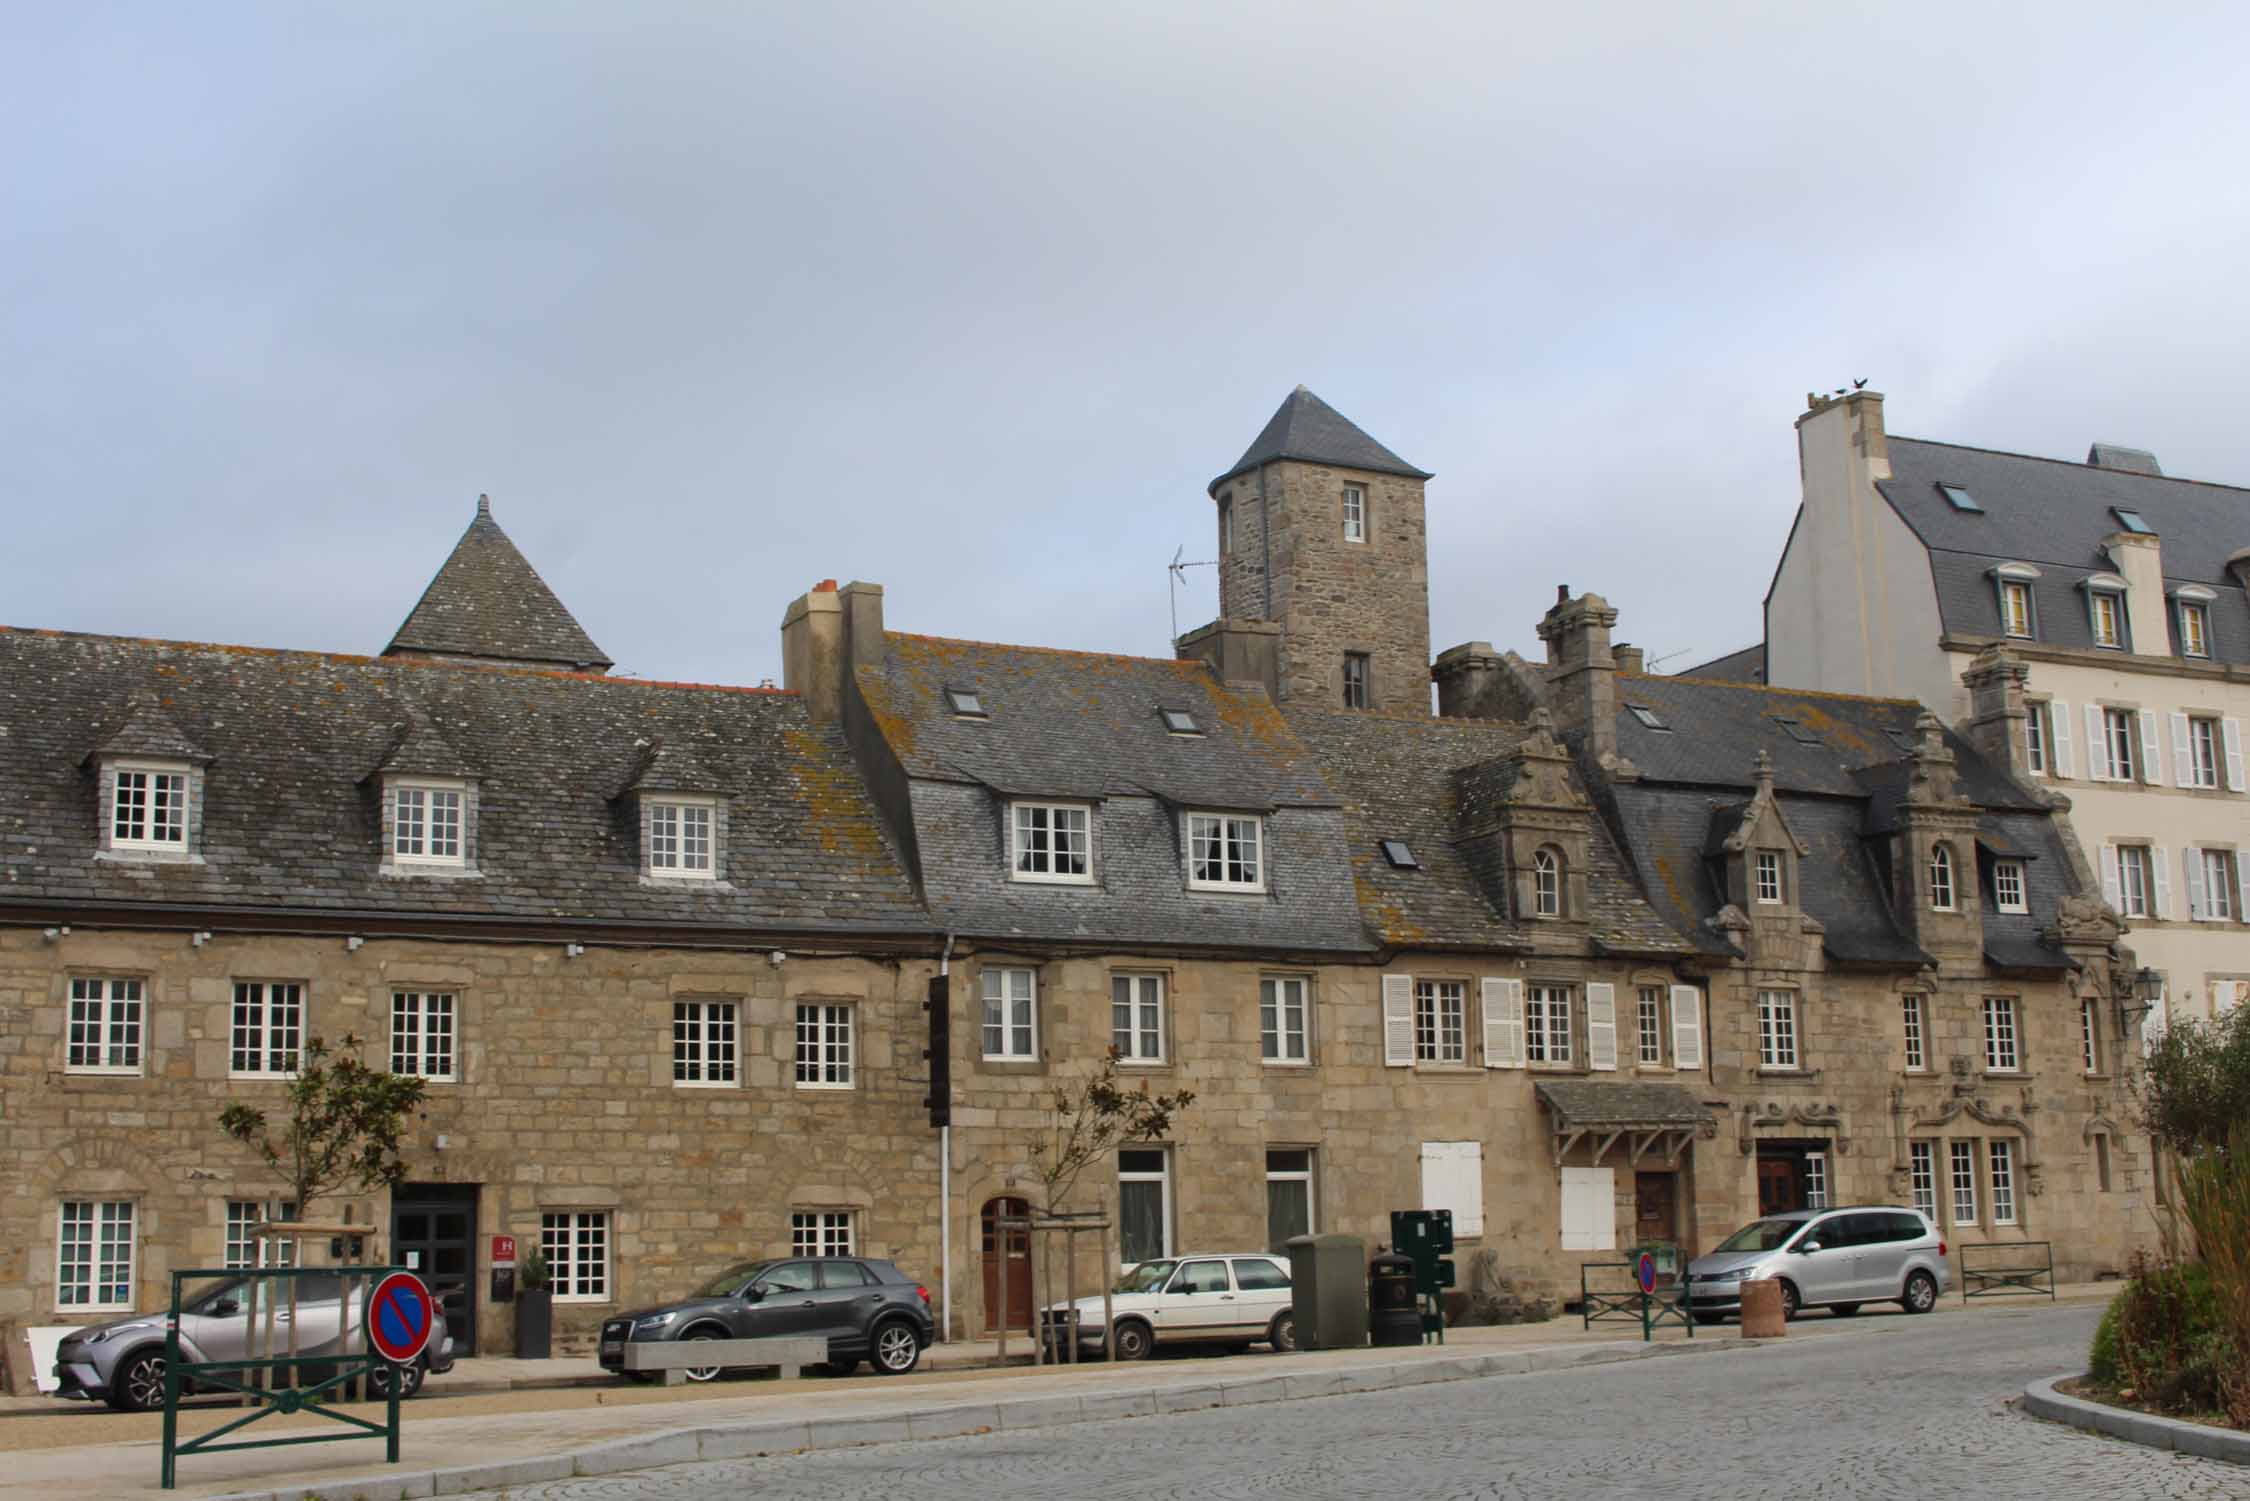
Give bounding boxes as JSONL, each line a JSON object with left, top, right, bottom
{"left": 367, "top": 1271, "right": 435, "bottom": 1363}
{"left": 1635, "top": 1251, "right": 1658, "bottom": 1294}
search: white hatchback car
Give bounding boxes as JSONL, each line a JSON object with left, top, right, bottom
{"left": 1043, "top": 1253, "right": 1295, "bottom": 1361}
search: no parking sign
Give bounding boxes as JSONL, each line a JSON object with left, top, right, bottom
{"left": 367, "top": 1271, "right": 437, "bottom": 1365}
{"left": 1635, "top": 1251, "right": 1659, "bottom": 1295}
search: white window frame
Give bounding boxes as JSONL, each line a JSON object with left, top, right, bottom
{"left": 2024, "top": 701, "right": 2049, "bottom": 776}
{"left": 1757, "top": 990, "right": 1799, "bottom": 1070}
{"left": 1803, "top": 1151, "right": 1829, "bottom": 1210}
{"left": 67, "top": 977, "right": 144, "bottom": 1076}
{"left": 390, "top": 779, "right": 466, "bottom": 866}
{"left": 673, "top": 998, "right": 740, "bottom": 1087}
{"left": 2000, "top": 579, "right": 2035, "bottom": 638}
{"left": 1928, "top": 844, "right": 1957, "bottom": 912}
{"left": 647, "top": 797, "right": 717, "bottom": 879}
{"left": 2103, "top": 707, "right": 2137, "bottom": 781}
{"left": 1118, "top": 1148, "right": 1173, "bottom": 1265}
{"left": 1902, "top": 993, "right": 1927, "bottom": 1073}
{"left": 1111, "top": 973, "right": 1166, "bottom": 1063}
{"left": 1909, "top": 1141, "right": 1937, "bottom": 1221}
{"left": 1992, "top": 860, "right": 2027, "bottom": 914}
{"left": 390, "top": 990, "right": 458, "bottom": 1082}
{"left": 1949, "top": 1140, "right": 1979, "bottom": 1228}
{"left": 225, "top": 1200, "right": 300, "bottom": 1269}
{"left": 229, "top": 981, "right": 304, "bottom": 1079}
{"left": 110, "top": 760, "right": 190, "bottom": 851}
{"left": 2201, "top": 848, "right": 2237, "bottom": 922}
{"left": 1532, "top": 847, "right": 1561, "bottom": 917}
{"left": 1413, "top": 979, "right": 1467, "bottom": 1065}
{"left": 541, "top": 1210, "right": 610, "bottom": 1302}
{"left": 1525, "top": 984, "right": 1573, "bottom": 1065}
{"left": 2090, "top": 588, "right": 2124, "bottom": 649}
{"left": 1341, "top": 483, "right": 1367, "bottom": 543}
{"left": 794, "top": 1002, "right": 855, "bottom": 1089}
{"left": 1260, "top": 975, "right": 1310, "bottom": 1065}
{"left": 2116, "top": 844, "right": 2151, "bottom": 919}
{"left": 1983, "top": 996, "right": 2021, "bottom": 1073}
{"left": 2187, "top": 716, "right": 2221, "bottom": 790}
{"left": 1010, "top": 801, "right": 1093, "bottom": 884}
{"left": 1185, "top": 812, "right": 1264, "bottom": 892}
{"left": 1635, "top": 986, "right": 1665, "bottom": 1066}
{"left": 56, "top": 1200, "right": 135, "bottom": 1312}
{"left": 1754, "top": 850, "right": 1783, "bottom": 905}
{"left": 2179, "top": 599, "right": 2210, "bottom": 658}
{"left": 790, "top": 1210, "right": 856, "bottom": 1257}
{"left": 1989, "top": 1140, "right": 2018, "bottom": 1226}
{"left": 981, "top": 966, "right": 1039, "bottom": 1060}
{"left": 1342, "top": 653, "right": 1371, "bottom": 710}
{"left": 1265, "top": 1148, "right": 1316, "bottom": 1246}
{"left": 2081, "top": 998, "right": 2101, "bottom": 1076}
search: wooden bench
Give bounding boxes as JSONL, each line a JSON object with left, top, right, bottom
{"left": 1958, "top": 1241, "right": 2057, "bottom": 1303}
{"left": 620, "top": 1336, "right": 828, "bottom": 1386}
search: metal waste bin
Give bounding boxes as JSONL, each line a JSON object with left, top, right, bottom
{"left": 1286, "top": 1234, "right": 1368, "bottom": 1350}
{"left": 1369, "top": 1251, "right": 1421, "bottom": 1347}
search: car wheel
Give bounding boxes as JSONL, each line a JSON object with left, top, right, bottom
{"left": 370, "top": 1358, "right": 425, "bottom": 1400}
{"left": 1268, "top": 1310, "right": 1297, "bottom": 1354}
{"left": 681, "top": 1328, "right": 726, "bottom": 1382}
{"left": 870, "top": 1320, "right": 922, "bottom": 1375}
{"left": 1830, "top": 1303, "right": 1861, "bottom": 1317}
{"left": 820, "top": 1359, "right": 861, "bottom": 1377}
{"left": 109, "top": 1349, "right": 168, "bottom": 1413}
{"left": 1902, "top": 1270, "right": 1939, "bottom": 1315}
{"left": 1112, "top": 1319, "right": 1153, "bottom": 1361}
{"left": 1777, "top": 1280, "right": 1801, "bottom": 1322}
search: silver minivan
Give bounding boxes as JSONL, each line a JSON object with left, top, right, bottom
{"left": 1686, "top": 1206, "right": 1950, "bottom": 1322}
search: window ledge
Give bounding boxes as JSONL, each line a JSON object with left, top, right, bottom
{"left": 1260, "top": 1058, "right": 1315, "bottom": 1070}
{"left": 382, "top": 864, "right": 484, "bottom": 882}
{"left": 96, "top": 848, "right": 204, "bottom": 866}
{"left": 64, "top": 1067, "right": 144, "bottom": 1079}
{"left": 1754, "top": 1066, "right": 1819, "bottom": 1080}
{"left": 672, "top": 1080, "right": 740, "bottom": 1090}
{"left": 1980, "top": 1069, "right": 2030, "bottom": 1080}
{"left": 642, "top": 873, "right": 729, "bottom": 888}
{"left": 794, "top": 1082, "right": 856, "bottom": 1092}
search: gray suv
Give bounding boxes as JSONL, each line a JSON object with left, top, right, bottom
{"left": 599, "top": 1256, "right": 934, "bottom": 1380}
{"left": 1686, "top": 1206, "right": 1950, "bottom": 1322}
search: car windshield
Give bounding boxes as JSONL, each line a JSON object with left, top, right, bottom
{"left": 1114, "top": 1260, "right": 1177, "bottom": 1293}
{"left": 697, "top": 1261, "right": 773, "bottom": 1298}
{"left": 1715, "top": 1219, "right": 1803, "bottom": 1253}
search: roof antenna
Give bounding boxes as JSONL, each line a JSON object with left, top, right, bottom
{"left": 1168, "top": 545, "right": 1217, "bottom": 646}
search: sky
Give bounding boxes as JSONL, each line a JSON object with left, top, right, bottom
{"left": 7, "top": 2, "right": 2250, "bottom": 687}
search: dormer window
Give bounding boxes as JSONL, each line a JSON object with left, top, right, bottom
{"left": 2175, "top": 586, "right": 2215, "bottom": 658}
{"left": 1754, "top": 850, "right": 1784, "bottom": 905}
{"left": 1186, "top": 811, "right": 1262, "bottom": 892}
{"left": 110, "top": 762, "right": 190, "bottom": 851}
{"left": 648, "top": 797, "right": 717, "bottom": 879}
{"left": 1012, "top": 801, "right": 1092, "bottom": 883}
{"left": 1929, "top": 844, "right": 1958, "bottom": 912}
{"left": 1532, "top": 847, "right": 1562, "bottom": 917}
{"left": 1992, "top": 859, "right": 2027, "bottom": 914}
{"left": 2083, "top": 576, "right": 2127, "bottom": 649}
{"left": 1988, "top": 562, "right": 2041, "bottom": 640}
{"left": 945, "top": 688, "right": 986, "bottom": 718}
{"left": 390, "top": 780, "right": 466, "bottom": 866}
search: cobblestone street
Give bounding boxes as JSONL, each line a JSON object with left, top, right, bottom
{"left": 468, "top": 1306, "right": 2246, "bottom": 1500}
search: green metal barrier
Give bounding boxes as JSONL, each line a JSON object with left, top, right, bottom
{"left": 159, "top": 1264, "right": 409, "bottom": 1490}
{"left": 1578, "top": 1243, "right": 1694, "bottom": 1342}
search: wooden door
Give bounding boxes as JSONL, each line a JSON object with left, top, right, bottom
{"left": 1756, "top": 1156, "right": 1801, "bottom": 1217}
{"left": 980, "top": 1197, "right": 1032, "bottom": 1331}
{"left": 1634, "top": 1173, "right": 1677, "bottom": 1245}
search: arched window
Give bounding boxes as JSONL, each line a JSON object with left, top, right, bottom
{"left": 1928, "top": 844, "right": 1956, "bottom": 912}
{"left": 1533, "top": 847, "right": 1562, "bottom": 918}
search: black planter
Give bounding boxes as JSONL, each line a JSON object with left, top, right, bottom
{"left": 514, "top": 1288, "right": 553, "bottom": 1359}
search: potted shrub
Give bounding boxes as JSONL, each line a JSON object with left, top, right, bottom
{"left": 514, "top": 1246, "right": 553, "bottom": 1360}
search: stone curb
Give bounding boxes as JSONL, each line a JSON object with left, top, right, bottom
{"left": 206, "top": 1335, "right": 1758, "bottom": 1500}
{"left": 2019, "top": 1373, "right": 2250, "bottom": 1466}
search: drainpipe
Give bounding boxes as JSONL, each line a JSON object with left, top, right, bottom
{"left": 938, "top": 929, "right": 956, "bottom": 1342}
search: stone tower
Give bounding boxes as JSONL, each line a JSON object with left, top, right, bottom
{"left": 1201, "top": 387, "right": 1433, "bottom": 712}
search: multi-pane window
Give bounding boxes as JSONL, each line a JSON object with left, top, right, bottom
{"left": 2025, "top": 702, "right": 2049, "bottom": 775}
{"left": 1983, "top": 996, "right": 2021, "bottom": 1072}
{"left": 2117, "top": 844, "right": 2151, "bottom": 919}
{"left": 2091, "top": 590, "right": 2124, "bottom": 649}
{"left": 2103, "top": 708, "right": 2137, "bottom": 781}
{"left": 1928, "top": 844, "right": 1956, "bottom": 911}
{"left": 1636, "top": 987, "right": 1665, "bottom": 1065}
{"left": 2188, "top": 717, "right": 2221, "bottom": 789}
{"left": 1803, "top": 1152, "right": 1828, "bottom": 1210}
{"left": 2200, "top": 849, "right": 2236, "bottom": 921}
{"left": 1342, "top": 653, "right": 1371, "bottom": 710}
{"left": 57, "top": 1200, "right": 135, "bottom": 1310}
{"left": 1413, "top": 980, "right": 1466, "bottom": 1064}
{"left": 1341, "top": 484, "right": 1367, "bottom": 543}
{"left": 791, "top": 1210, "right": 855, "bottom": 1257}
{"left": 1990, "top": 1140, "right": 2018, "bottom": 1225}
{"left": 648, "top": 800, "right": 715, "bottom": 877}
{"left": 230, "top": 982, "right": 303, "bottom": 1078}
{"left": 1758, "top": 990, "right": 1798, "bottom": 1069}
{"left": 673, "top": 999, "right": 739, "bottom": 1085}
{"left": 1012, "top": 803, "right": 1091, "bottom": 882}
{"left": 1902, "top": 994, "right": 1927, "bottom": 1072}
{"left": 1265, "top": 1148, "right": 1315, "bottom": 1251}
{"left": 390, "top": 991, "right": 457, "bottom": 1081}
{"left": 541, "top": 1211, "right": 609, "bottom": 1301}
{"left": 1260, "top": 976, "right": 1309, "bottom": 1064}
{"left": 111, "top": 764, "right": 188, "bottom": 849}
{"left": 67, "top": 978, "right": 144, "bottom": 1074}
{"left": 794, "top": 1003, "right": 854, "bottom": 1087}
{"left": 1119, "top": 1148, "right": 1171, "bottom": 1264}
{"left": 391, "top": 782, "right": 464, "bottom": 864}
{"left": 1187, "top": 813, "right": 1263, "bottom": 891}
{"left": 2180, "top": 601, "right": 2210, "bottom": 658}
{"left": 1950, "top": 1141, "right": 1979, "bottom": 1227}
{"left": 1909, "top": 1142, "right": 1937, "bottom": 1220}
{"left": 1112, "top": 974, "right": 1166, "bottom": 1062}
{"left": 1532, "top": 848, "right": 1561, "bottom": 917}
{"left": 1754, "top": 851, "right": 1783, "bottom": 904}
{"left": 1992, "top": 860, "right": 2026, "bottom": 914}
{"left": 1526, "top": 985, "right": 1573, "bottom": 1064}
{"left": 2001, "top": 580, "right": 2034, "bottom": 638}
{"left": 225, "top": 1200, "right": 299, "bottom": 1268}
{"left": 2081, "top": 999, "right": 2101, "bottom": 1075}
{"left": 982, "top": 967, "right": 1038, "bottom": 1059}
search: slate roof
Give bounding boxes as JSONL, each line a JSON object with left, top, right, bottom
{"left": 1534, "top": 1079, "right": 1713, "bottom": 1129}
{"left": 1876, "top": 437, "right": 2250, "bottom": 662}
{"left": 1674, "top": 644, "right": 1764, "bottom": 683}
{"left": 1207, "top": 387, "right": 1432, "bottom": 496}
{"left": 384, "top": 498, "right": 614, "bottom": 670}
{"left": 0, "top": 628, "right": 923, "bottom": 933}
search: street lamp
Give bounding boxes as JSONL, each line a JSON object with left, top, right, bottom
{"left": 2116, "top": 966, "right": 2163, "bottom": 1039}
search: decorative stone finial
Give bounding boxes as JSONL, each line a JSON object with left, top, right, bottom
{"left": 1753, "top": 748, "right": 1775, "bottom": 795}
{"left": 477, "top": 494, "right": 491, "bottom": 517}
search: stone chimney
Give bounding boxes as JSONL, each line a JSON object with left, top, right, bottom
{"left": 2102, "top": 530, "right": 2169, "bottom": 656}
{"left": 1960, "top": 647, "right": 2031, "bottom": 780}
{"left": 781, "top": 581, "right": 844, "bottom": 723}
{"left": 840, "top": 581, "right": 885, "bottom": 675}
{"left": 1175, "top": 617, "right": 1282, "bottom": 699}
{"left": 1536, "top": 588, "right": 1621, "bottom": 765}
{"left": 1614, "top": 642, "right": 1645, "bottom": 675}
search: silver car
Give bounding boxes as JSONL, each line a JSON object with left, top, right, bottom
{"left": 52, "top": 1273, "right": 456, "bottom": 1412}
{"left": 1686, "top": 1206, "right": 1950, "bottom": 1323}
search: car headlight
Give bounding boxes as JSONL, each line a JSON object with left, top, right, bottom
{"left": 86, "top": 1322, "right": 149, "bottom": 1345}
{"left": 1708, "top": 1270, "right": 1746, "bottom": 1283}
{"left": 632, "top": 1312, "right": 677, "bottom": 1333}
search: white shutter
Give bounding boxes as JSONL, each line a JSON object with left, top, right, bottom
{"left": 1559, "top": 1166, "right": 1617, "bottom": 1251}
{"left": 2101, "top": 845, "right": 2122, "bottom": 910}
{"left": 2050, "top": 701, "right": 2074, "bottom": 778}
{"left": 2172, "top": 713, "right": 2195, "bottom": 789}
{"left": 2238, "top": 852, "right": 2250, "bottom": 927}
{"left": 1670, "top": 985, "right": 1704, "bottom": 1071}
{"left": 2184, "top": 848, "right": 2207, "bottom": 921}
{"left": 1382, "top": 975, "right": 1414, "bottom": 1068}
{"left": 2139, "top": 710, "right": 2163, "bottom": 785}
{"left": 2084, "top": 705, "right": 2109, "bottom": 780}
{"left": 1420, "top": 1141, "right": 1485, "bottom": 1237}
{"left": 1586, "top": 983, "right": 1618, "bottom": 1071}
{"left": 2225, "top": 719, "right": 2246, "bottom": 793}
{"left": 1483, "top": 978, "right": 1525, "bottom": 1069}
{"left": 2152, "top": 846, "right": 2173, "bottom": 921}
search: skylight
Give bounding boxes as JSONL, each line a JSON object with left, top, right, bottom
{"left": 1160, "top": 708, "right": 1201, "bottom": 736}
{"left": 1937, "top": 483, "right": 1983, "bottom": 514}
{"left": 1381, "top": 840, "right": 1419, "bottom": 869}
{"left": 2111, "top": 507, "right": 2154, "bottom": 535}
{"left": 1768, "top": 716, "right": 1821, "bottom": 746}
{"left": 1627, "top": 704, "right": 1669, "bottom": 731}
{"left": 945, "top": 688, "right": 986, "bottom": 718}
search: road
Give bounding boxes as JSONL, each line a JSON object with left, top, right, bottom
{"left": 468, "top": 1306, "right": 2247, "bottom": 1500}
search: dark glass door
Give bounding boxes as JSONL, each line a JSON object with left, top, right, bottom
{"left": 390, "top": 1183, "right": 478, "bottom": 1356}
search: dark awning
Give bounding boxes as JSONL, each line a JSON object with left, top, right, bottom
{"left": 1534, "top": 1080, "right": 1714, "bottom": 1166}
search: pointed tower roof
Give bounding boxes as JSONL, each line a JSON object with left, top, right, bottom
{"left": 1207, "top": 386, "right": 1433, "bottom": 496}
{"left": 384, "top": 496, "right": 613, "bottom": 671}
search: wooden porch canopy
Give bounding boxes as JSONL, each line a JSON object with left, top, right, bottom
{"left": 1534, "top": 1080, "right": 1713, "bottom": 1167}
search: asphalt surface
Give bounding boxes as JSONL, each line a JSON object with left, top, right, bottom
{"left": 459, "top": 1304, "right": 2248, "bottom": 1500}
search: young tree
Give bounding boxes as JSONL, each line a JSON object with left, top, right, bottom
{"left": 219, "top": 1034, "right": 427, "bottom": 1215}
{"left": 2135, "top": 1004, "right": 2250, "bottom": 1158}
{"left": 1029, "top": 1050, "right": 1195, "bottom": 1214}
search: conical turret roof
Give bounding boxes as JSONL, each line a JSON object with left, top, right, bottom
{"left": 384, "top": 497, "right": 612, "bottom": 671}
{"left": 1207, "top": 386, "right": 1432, "bottom": 495}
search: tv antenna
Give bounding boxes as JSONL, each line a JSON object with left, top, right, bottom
{"left": 1167, "top": 546, "right": 1217, "bottom": 644}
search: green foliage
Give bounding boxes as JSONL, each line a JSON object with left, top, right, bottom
{"left": 219, "top": 1033, "right": 426, "bottom": 1214}
{"left": 2177, "top": 1123, "right": 2250, "bottom": 1425}
{"left": 2134, "top": 1004, "right": 2250, "bottom": 1158}
{"left": 1029, "top": 1049, "right": 1196, "bottom": 1214}
{"left": 518, "top": 1246, "right": 551, "bottom": 1293}
{"left": 2105, "top": 1252, "right": 2228, "bottom": 1417}
{"left": 2089, "top": 1292, "right": 2123, "bottom": 1386}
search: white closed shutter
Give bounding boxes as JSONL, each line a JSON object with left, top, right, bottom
{"left": 2139, "top": 710, "right": 2164, "bottom": 785}
{"left": 2084, "top": 705, "right": 2109, "bottom": 780}
{"left": 2172, "top": 713, "right": 2195, "bottom": 789}
{"left": 1559, "top": 1166, "right": 1617, "bottom": 1251}
{"left": 2050, "top": 700, "right": 2074, "bottom": 778}
{"left": 2226, "top": 719, "right": 2247, "bottom": 793}
{"left": 2152, "top": 846, "right": 2173, "bottom": 920}
{"left": 1420, "top": 1141, "right": 1485, "bottom": 1237}
{"left": 2238, "top": 854, "right": 2250, "bottom": 927}
{"left": 1670, "top": 985, "right": 1705, "bottom": 1071}
{"left": 1585, "top": 983, "right": 1618, "bottom": 1071}
{"left": 2185, "top": 848, "right": 2207, "bottom": 921}
{"left": 1483, "top": 977, "right": 1525, "bottom": 1068}
{"left": 2101, "top": 845, "right": 2122, "bottom": 910}
{"left": 1382, "top": 975, "right": 1414, "bottom": 1067}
